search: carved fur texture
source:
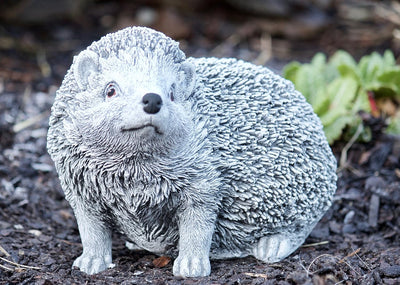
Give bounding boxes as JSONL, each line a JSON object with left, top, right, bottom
{"left": 47, "top": 26, "right": 337, "bottom": 277}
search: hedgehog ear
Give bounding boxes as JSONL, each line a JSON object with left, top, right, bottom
{"left": 73, "top": 50, "right": 100, "bottom": 90}
{"left": 179, "top": 61, "right": 196, "bottom": 97}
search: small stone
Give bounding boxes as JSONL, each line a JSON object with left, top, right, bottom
{"left": 31, "top": 163, "right": 53, "bottom": 172}
{"left": 14, "top": 224, "right": 24, "bottom": 230}
{"left": 344, "top": 210, "right": 355, "bottom": 224}
{"left": 28, "top": 229, "right": 42, "bottom": 237}
{"left": 368, "top": 194, "right": 380, "bottom": 227}
{"left": 342, "top": 224, "right": 356, "bottom": 234}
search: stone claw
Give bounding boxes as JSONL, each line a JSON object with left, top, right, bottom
{"left": 73, "top": 252, "right": 113, "bottom": 275}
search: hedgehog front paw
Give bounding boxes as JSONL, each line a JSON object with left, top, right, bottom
{"left": 73, "top": 252, "right": 113, "bottom": 275}
{"left": 173, "top": 254, "right": 211, "bottom": 277}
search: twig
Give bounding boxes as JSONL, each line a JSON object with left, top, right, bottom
{"left": 253, "top": 33, "right": 272, "bottom": 66}
{"left": 58, "top": 239, "right": 82, "bottom": 247}
{"left": 244, "top": 272, "right": 268, "bottom": 278}
{"left": 301, "top": 241, "right": 329, "bottom": 248}
{"left": 211, "top": 34, "right": 241, "bottom": 56}
{"left": 12, "top": 111, "right": 49, "bottom": 133}
{"left": 37, "top": 49, "right": 51, "bottom": 77}
{"left": 307, "top": 254, "right": 336, "bottom": 273}
{"left": 0, "top": 263, "right": 13, "bottom": 271}
{"left": 306, "top": 253, "right": 359, "bottom": 276}
{"left": 339, "top": 123, "right": 364, "bottom": 169}
{"left": 338, "top": 248, "right": 361, "bottom": 264}
{"left": 353, "top": 247, "right": 372, "bottom": 271}
{"left": 0, "top": 257, "right": 41, "bottom": 270}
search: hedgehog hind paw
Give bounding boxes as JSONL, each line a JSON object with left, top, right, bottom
{"left": 252, "top": 234, "right": 304, "bottom": 263}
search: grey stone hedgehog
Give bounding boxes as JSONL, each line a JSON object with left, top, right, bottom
{"left": 47, "top": 26, "right": 337, "bottom": 278}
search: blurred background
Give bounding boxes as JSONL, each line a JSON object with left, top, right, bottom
{"left": 1, "top": 0, "right": 400, "bottom": 89}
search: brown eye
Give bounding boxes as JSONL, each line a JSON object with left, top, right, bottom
{"left": 105, "top": 83, "right": 117, "bottom": 98}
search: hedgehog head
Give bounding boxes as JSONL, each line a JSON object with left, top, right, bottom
{"left": 56, "top": 27, "right": 196, "bottom": 158}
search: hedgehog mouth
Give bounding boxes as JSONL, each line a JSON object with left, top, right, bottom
{"left": 121, "top": 124, "right": 163, "bottom": 135}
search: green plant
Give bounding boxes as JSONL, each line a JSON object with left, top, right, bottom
{"left": 283, "top": 50, "right": 400, "bottom": 144}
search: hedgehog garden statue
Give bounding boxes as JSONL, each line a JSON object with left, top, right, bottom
{"left": 47, "top": 26, "right": 337, "bottom": 277}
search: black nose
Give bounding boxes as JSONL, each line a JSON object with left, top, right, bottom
{"left": 142, "top": 93, "right": 162, "bottom": 114}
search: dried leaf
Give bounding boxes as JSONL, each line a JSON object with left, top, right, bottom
{"left": 152, "top": 256, "right": 171, "bottom": 268}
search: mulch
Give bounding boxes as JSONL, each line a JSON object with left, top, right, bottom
{"left": 1, "top": 1, "right": 400, "bottom": 284}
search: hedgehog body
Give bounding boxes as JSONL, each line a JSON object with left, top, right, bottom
{"left": 47, "top": 27, "right": 337, "bottom": 277}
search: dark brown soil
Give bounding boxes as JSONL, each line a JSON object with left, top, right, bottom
{"left": 1, "top": 1, "right": 400, "bottom": 284}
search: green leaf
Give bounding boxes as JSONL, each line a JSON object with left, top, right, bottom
{"left": 283, "top": 61, "right": 301, "bottom": 84}
{"left": 337, "top": 64, "right": 360, "bottom": 81}
{"left": 293, "top": 64, "right": 326, "bottom": 107}
{"left": 282, "top": 48, "right": 400, "bottom": 145}
{"left": 330, "top": 50, "right": 359, "bottom": 81}
{"left": 311, "top": 53, "right": 327, "bottom": 68}
{"left": 330, "top": 50, "right": 357, "bottom": 69}
{"left": 322, "top": 64, "right": 340, "bottom": 85}
{"left": 319, "top": 77, "right": 359, "bottom": 126}
{"left": 330, "top": 51, "right": 356, "bottom": 67}
{"left": 358, "top": 52, "right": 384, "bottom": 84}
{"left": 323, "top": 115, "right": 354, "bottom": 144}
{"left": 376, "top": 68, "right": 400, "bottom": 95}
{"left": 383, "top": 50, "right": 396, "bottom": 68}
{"left": 352, "top": 88, "right": 370, "bottom": 113}
{"left": 313, "top": 87, "right": 331, "bottom": 116}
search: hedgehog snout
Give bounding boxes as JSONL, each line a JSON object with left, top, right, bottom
{"left": 142, "top": 93, "right": 162, "bottom": 114}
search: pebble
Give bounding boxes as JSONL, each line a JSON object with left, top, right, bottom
{"left": 28, "top": 229, "right": 42, "bottom": 237}
{"left": 342, "top": 224, "right": 356, "bottom": 234}
{"left": 31, "top": 163, "right": 54, "bottom": 172}
{"left": 14, "top": 224, "right": 24, "bottom": 230}
{"left": 343, "top": 210, "right": 355, "bottom": 224}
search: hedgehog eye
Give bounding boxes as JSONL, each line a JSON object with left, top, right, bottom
{"left": 105, "top": 83, "right": 118, "bottom": 98}
{"left": 169, "top": 84, "right": 175, "bottom": 101}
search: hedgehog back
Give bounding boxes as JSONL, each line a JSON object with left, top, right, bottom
{"left": 188, "top": 57, "right": 337, "bottom": 251}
